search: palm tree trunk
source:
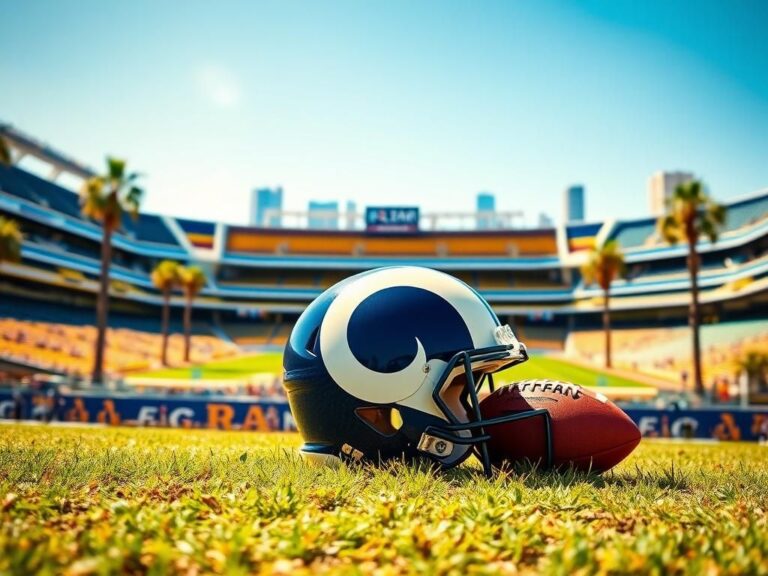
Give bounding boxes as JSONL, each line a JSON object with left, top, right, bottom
{"left": 92, "top": 223, "right": 113, "bottom": 384}
{"left": 603, "top": 287, "right": 612, "bottom": 369}
{"left": 161, "top": 291, "right": 170, "bottom": 366}
{"left": 687, "top": 223, "right": 703, "bottom": 395}
{"left": 183, "top": 294, "right": 192, "bottom": 363}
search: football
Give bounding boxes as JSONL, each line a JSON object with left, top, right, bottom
{"left": 479, "top": 379, "right": 641, "bottom": 472}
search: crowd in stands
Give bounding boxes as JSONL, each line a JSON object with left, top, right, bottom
{"left": 130, "top": 379, "right": 287, "bottom": 400}
{"left": 567, "top": 321, "right": 768, "bottom": 400}
{"left": 0, "top": 318, "right": 238, "bottom": 379}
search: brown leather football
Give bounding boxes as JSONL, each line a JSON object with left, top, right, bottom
{"left": 479, "top": 379, "right": 641, "bottom": 472}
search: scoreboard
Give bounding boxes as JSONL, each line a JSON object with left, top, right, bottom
{"left": 365, "top": 206, "right": 420, "bottom": 233}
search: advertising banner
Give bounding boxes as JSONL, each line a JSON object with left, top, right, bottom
{"left": 1, "top": 390, "right": 767, "bottom": 441}
{"left": 365, "top": 206, "right": 420, "bottom": 233}
{"left": 0, "top": 390, "right": 295, "bottom": 431}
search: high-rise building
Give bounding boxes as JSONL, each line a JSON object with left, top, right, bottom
{"left": 564, "top": 185, "right": 585, "bottom": 223}
{"left": 250, "top": 187, "right": 283, "bottom": 227}
{"left": 345, "top": 200, "right": 357, "bottom": 230}
{"left": 308, "top": 200, "right": 339, "bottom": 230}
{"left": 648, "top": 171, "right": 693, "bottom": 216}
{"left": 476, "top": 192, "right": 496, "bottom": 230}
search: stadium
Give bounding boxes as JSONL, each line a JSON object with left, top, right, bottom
{"left": 2, "top": 2, "right": 768, "bottom": 573}
{"left": 1, "top": 123, "right": 767, "bottom": 408}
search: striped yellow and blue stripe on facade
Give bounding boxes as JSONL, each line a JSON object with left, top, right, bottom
{"left": 178, "top": 218, "right": 215, "bottom": 249}
{"left": 567, "top": 222, "right": 602, "bottom": 252}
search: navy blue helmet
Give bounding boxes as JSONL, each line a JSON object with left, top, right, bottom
{"left": 283, "top": 266, "right": 542, "bottom": 475}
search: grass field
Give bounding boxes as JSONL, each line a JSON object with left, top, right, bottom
{"left": 2, "top": 425, "right": 766, "bottom": 574}
{"left": 137, "top": 352, "right": 649, "bottom": 388}
{"left": 137, "top": 353, "right": 284, "bottom": 380}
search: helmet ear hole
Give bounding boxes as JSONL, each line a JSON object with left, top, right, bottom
{"left": 355, "top": 406, "right": 403, "bottom": 437}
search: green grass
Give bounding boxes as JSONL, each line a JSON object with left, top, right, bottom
{"left": 2, "top": 425, "right": 767, "bottom": 574}
{"left": 499, "top": 355, "right": 650, "bottom": 388}
{"left": 137, "top": 353, "right": 284, "bottom": 380}
{"left": 136, "top": 352, "right": 650, "bottom": 388}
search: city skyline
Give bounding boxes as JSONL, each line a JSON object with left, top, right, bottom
{"left": 1, "top": 0, "right": 766, "bottom": 226}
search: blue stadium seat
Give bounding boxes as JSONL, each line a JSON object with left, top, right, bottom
{"left": 609, "top": 218, "right": 657, "bottom": 249}
{"left": 724, "top": 195, "right": 768, "bottom": 231}
{"left": 0, "top": 165, "right": 180, "bottom": 246}
{"left": 122, "top": 213, "right": 179, "bottom": 245}
{"left": 0, "top": 164, "right": 81, "bottom": 217}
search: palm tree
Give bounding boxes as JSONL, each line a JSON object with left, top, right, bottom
{"left": 151, "top": 260, "right": 181, "bottom": 366}
{"left": 581, "top": 240, "right": 625, "bottom": 369}
{"left": 658, "top": 180, "right": 725, "bottom": 395}
{"left": 736, "top": 351, "right": 768, "bottom": 395}
{"left": 0, "top": 216, "right": 22, "bottom": 265}
{"left": 80, "top": 157, "right": 143, "bottom": 383}
{"left": 178, "top": 265, "right": 207, "bottom": 363}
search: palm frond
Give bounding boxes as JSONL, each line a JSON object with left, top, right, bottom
{"left": 0, "top": 216, "right": 23, "bottom": 263}
{"left": 0, "top": 136, "right": 11, "bottom": 166}
{"left": 661, "top": 179, "right": 725, "bottom": 247}
{"left": 80, "top": 177, "right": 108, "bottom": 221}
{"left": 658, "top": 214, "right": 682, "bottom": 244}
{"left": 581, "top": 240, "right": 625, "bottom": 290}
{"left": 82, "top": 160, "right": 144, "bottom": 229}
{"left": 124, "top": 186, "right": 144, "bottom": 220}
{"left": 179, "top": 265, "right": 207, "bottom": 298}
{"left": 699, "top": 218, "right": 719, "bottom": 244}
{"left": 107, "top": 157, "right": 126, "bottom": 182}
{"left": 151, "top": 260, "right": 181, "bottom": 292}
{"left": 707, "top": 201, "right": 726, "bottom": 225}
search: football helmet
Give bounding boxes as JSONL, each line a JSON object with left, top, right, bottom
{"left": 283, "top": 266, "right": 551, "bottom": 476}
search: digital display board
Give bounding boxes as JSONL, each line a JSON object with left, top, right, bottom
{"left": 365, "top": 206, "right": 420, "bottom": 233}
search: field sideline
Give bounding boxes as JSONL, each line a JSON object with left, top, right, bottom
{"left": 2, "top": 425, "right": 766, "bottom": 574}
{"left": 136, "top": 352, "right": 651, "bottom": 389}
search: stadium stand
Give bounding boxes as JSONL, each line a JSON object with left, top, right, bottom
{"left": 567, "top": 320, "right": 768, "bottom": 396}
{"left": 609, "top": 219, "right": 658, "bottom": 249}
{"left": 0, "top": 164, "right": 180, "bottom": 247}
{"left": 0, "top": 163, "right": 82, "bottom": 217}
{"left": 221, "top": 323, "right": 276, "bottom": 347}
{"left": 724, "top": 194, "right": 768, "bottom": 231}
{"left": 225, "top": 228, "right": 558, "bottom": 257}
{"left": 0, "top": 318, "right": 237, "bottom": 377}
{"left": 0, "top": 125, "right": 767, "bottom": 388}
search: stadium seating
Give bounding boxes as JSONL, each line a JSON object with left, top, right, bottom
{"left": 0, "top": 164, "right": 81, "bottom": 217}
{"left": 2, "top": 147, "right": 768, "bottom": 396}
{"left": 221, "top": 323, "right": 276, "bottom": 346}
{"left": 123, "top": 213, "right": 179, "bottom": 246}
{"left": 0, "top": 164, "right": 180, "bottom": 247}
{"left": 723, "top": 194, "right": 768, "bottom": 232}
{"left": 226, "top": 228, "right": 558, "bottom": 257}
{"left": 566, "top": 321, "right": 768, "bottom": 393}
{"left": 609, "top": 219, "right": 658, "bottom": 249}
{"left": 606, "top": 193, "right": 768, "bottom": 251}
{"left": 514, "top": 324, "right": 567, "bottom": 351}
{"left": 0, "top": 318, "right": 238, "bottom": 377}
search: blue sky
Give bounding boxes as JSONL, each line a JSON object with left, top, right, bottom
{"left": 1, "top": 0, "right": 767, "bottom": 226}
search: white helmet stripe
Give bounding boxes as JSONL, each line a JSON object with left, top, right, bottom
{"left": 319, "top": 267, "right": 497, "bottom": 404}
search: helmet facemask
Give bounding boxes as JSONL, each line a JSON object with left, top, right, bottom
{"left": 414, "top": 325, "right": 554, "bottom": 476}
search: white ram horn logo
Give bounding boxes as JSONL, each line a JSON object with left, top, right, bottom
{"left": 320, "top": 271, "right": 428, "bottom": 404}
{"left": 319, "top": 267, "right": 498, "bottom": 404}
